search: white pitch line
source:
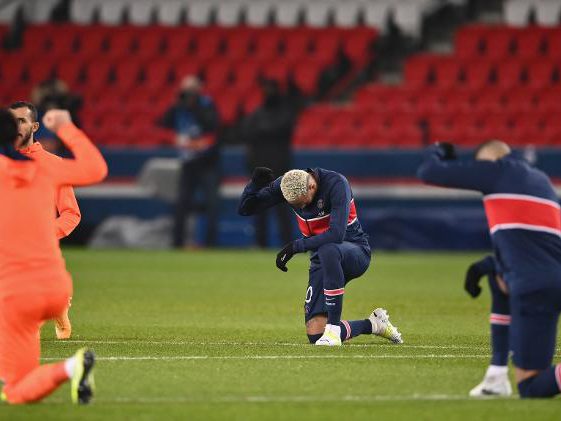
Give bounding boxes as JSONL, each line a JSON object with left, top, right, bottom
{"left": 44, "top": 340, "right": 491, "bottom": 350}
{"left": 42, "top": 354, "right": 492, "bottom": 361}
{"left": 68, "top": 394, "right": 516, "bottom": 404}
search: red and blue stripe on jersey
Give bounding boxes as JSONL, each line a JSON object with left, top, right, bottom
{"left": 295, "top": 199, "right": 358, "bottom": 237}
{"left": 484, "top": 193, "right": 561, "bottom": 237}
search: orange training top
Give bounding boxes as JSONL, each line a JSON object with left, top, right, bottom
{"left": 19, "top": 142, "right": 81, "bottom": 240}
{"left": 0, "top": 123, "right": 107, "bottom": 295}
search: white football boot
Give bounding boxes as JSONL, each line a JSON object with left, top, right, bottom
{"left": 369, "top": 308, "right": 403, "bottom": 344}
{"left": 315, "top": 324, "right": 342, "bottom": 346}
{"left": 469, "top": 366, "right": 512, "bottom": 397}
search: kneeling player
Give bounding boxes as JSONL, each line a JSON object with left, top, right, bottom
{"left": 239, "top": 167, "right": 403, "bottom": 346}
{"left": 418, "top": 140, "right": 561, "bottom": 398}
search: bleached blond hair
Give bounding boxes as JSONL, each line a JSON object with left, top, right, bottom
{"left": 280, "top": 170, "right": 309, "bottom": 202}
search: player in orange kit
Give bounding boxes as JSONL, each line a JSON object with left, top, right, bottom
{"left": 0, "top": 108, "right": 107, "bottom": 404}
{"left": 9, "top": 101, "right": 80, "bottom": 340}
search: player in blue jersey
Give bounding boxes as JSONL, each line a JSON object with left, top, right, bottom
{"left": 418, "top": 140, "right": 561, "bottom": 398}
{"left": 239, "top": 167, "right": 403, "bottom": 346}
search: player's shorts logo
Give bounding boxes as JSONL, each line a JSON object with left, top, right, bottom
{"left": 305, "top": 286, "right": 313, "bottom": 303}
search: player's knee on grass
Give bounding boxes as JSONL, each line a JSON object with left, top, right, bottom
{"left": 306, "top": 315, "right": 327, "bottom": 343}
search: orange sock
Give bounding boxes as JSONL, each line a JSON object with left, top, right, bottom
{"left": 3, "top": 362, "right": 69, "bottom": 404}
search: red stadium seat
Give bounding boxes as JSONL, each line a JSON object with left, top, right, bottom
{"left": 163, "top": 27, "right": 195, "bottom": 60}
{"left": 80, "top": 60, "right": 113, "bottom": 92}
{"left": 204, "top": 59, "right": 233, "bottom": 91}
{"left": 113, "top": 60, "right": 143, "bottom": 92}
{"left": 282, "top": 29, "right": 312, "bottom": 62}
{"left": 143, "top": 61, "right": 174, "bottom": 91}
{"left": 261, "top": 59, "right": 291, "bottom": 85}
{"left": 173, "top": 60, "right": 202, "bottom": 82}
{"left": 222, "top": 28, "right": 254, "bottom": 60}
{"left": 341, "top": 28, "right": 377, "bottom": 64}
{"left": 403, "top": 54, "right": 436, "bottom": 88}
{"left": 26, "top": 61, "right": 55, "bottom": 84}
{"left": 0, "top": 55, "right": 27, "bottom": 85}
{"left": 253, "top": 28, "right": 282, "bottom": 61}
{"left": 104, "top": 28, "right": 137, "bottom": 59}
{"left": 433, "top": 58, "right": 462, "bottom": 88}
{"left": 55, "top": 61, "right": 84, "bottom": 89}
{"left": 191, "top": 27, "right": 223, "bottom": 61}
{"left": 462, "top": 60, "right": 494, "bottom": 90}
{"left": 484, "top": 28, "right": 517, "bottom": 60}
{"left": 213, "top": 92, "right": 241, "bottom": 126}
{"left": 494, "top": 59, "right": 525, "bottom": 89}
{"left": 309, "top": 30, "right": 340, "bottom": 65}
{"left": 231, "top": 59, "right": 262, "bottom": 92}
{"left": 526, "top": 61, "right": 559, "bottom": 89}
{"left": 455, "top": 25, "right": 489, "bottom": 60}
{"left": 75, "top": 26, "right": 110, "bottom": 61}
{"left": 135, "top": 27, "right": 166, "bottom": 60}
{"left": 545, "top": 28, "right": 561, "bottom": 59}
{"left": 291, "top": 60, "right": 323, "bottom": 96}
{"left": 515, "top": 28, "right": 547, "bottom": 60}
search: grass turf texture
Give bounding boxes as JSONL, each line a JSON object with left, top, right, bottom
{"left": 0, "top": 249, "right": 559, "bottom": 420}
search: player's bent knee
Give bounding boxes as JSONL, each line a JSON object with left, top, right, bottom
{"left": 317, "top": 243, "right": 340, "bottom": 259}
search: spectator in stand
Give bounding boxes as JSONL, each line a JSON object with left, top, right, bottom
{"left": 242, "top": 78, "right": 299, "bottom": 248}
{"left": 31, "top": 78, "right": 83, "bottom": 153}
{"left": 158, "top": 75, "right": 221, "bottom": 248}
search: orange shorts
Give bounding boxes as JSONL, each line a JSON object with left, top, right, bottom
{"left": 0, "top": 274, "right": 71, "bottom": 386}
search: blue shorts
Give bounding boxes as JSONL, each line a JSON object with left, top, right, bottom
{"left": 304, "top": 241, "right": 371, "bottom": 323}
{"left": 509, "top": 285, "right": 561, "bottom": 370}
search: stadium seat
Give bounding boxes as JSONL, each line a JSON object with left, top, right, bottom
{"left": 204, "top": 59, "right": 233, "bottom": 91}
{"left": 223, "top": 28, "right": 254, "bottom": 60}
{"left": 156, "top": 0, "right": 185, "bottom": 26}
{"left": 143, "top": 61, "right": 174, "bottom": 91}
{"left": 455, "top": 25, "right": 489, "bottom": 60}
{"left": 484, "top": 28, "right": 517, "bottom": 60}
{"left": 433, "top": 58, "right": 462, "bottom": 88}
{"left": 304, "top": 1, "right": 333, "bottom": 27}
{"left": 403, "top": 54, "right": 437, "bottom": 88}
{"left": 494, "top": 59, "right": 525, "bottom": 89}
{"left": 504, "top": 0, "right": 534, "bottom": 26}
{"left": 55, "top": 61, "right": 85, "bottom": 89}
{"left": 191, "top": 27, "right": 223, "bottom": 61}
{"left": 99, "top": 0, "right": 128, "bottom": 26}
{"left": 515, "top": 27, "right": 547, "bottom": 59}
{"left": 187, "top": 0, "right": 216, "bottom": 26}
{"left": 535, "top": 0, "right": 561, "bottom": 26}
{"left": 246, "top": 1, "right": 273, "bottom": 26}
{"left": 104, "top": 29, "right": 137, "bottom": 59}
{"left": 216, "top": 1, "right": 245, "bottom": 27}
{"left": 253, "top": 28, "right": 282, "bottom": 60}
{"left": 0, "top": 55, "right": 26, "bottom": 85}
{"left": 231, "top": 59, "right": 262, "bottom": 92}
{"left": 462, "top": 60, "right": 494, "bottom": 89}
{"left": 291, "top": 60, "right": 323, "bottom": 95}
{"left": 128, "top": 0, "right": 155, "bottom": 25}
{"left": 546, "top": 28, "right": 561, "bottom": 58}
{"left": 526, "top": 60, "right": 559, "bottom": 89}
{"left": 69, "top": 0, "right": 97, "bottom": 25}
{"left": 135, "top": 28, "right": 166, "bottom": 59}
{"left": 75, "top": 26, "right": 109, "bottom": 60}
{"left": 173, "top": 60, "right": 202, "bottom": 83}
{"left": 113, "top": 60, "right": 143, "bottom": 92}
{"left": 363, "top": 1, "right": 393, "bottom": 31}
{"left": 333, "top": 1, "right": 361, "bottom": 27}
{"left": 274, "top": 1, "right": 302, "bottom": 27}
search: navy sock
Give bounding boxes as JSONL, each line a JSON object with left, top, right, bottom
{"left": 488, "top": 275, "right": 510, "bottom": 366}
{"left": 518, "top": 365, "right": 561, "bottom": 398}
{"left": 325, "top": 292, "right": 343, "bottom": 325}
{"left": 340, "top": 319, "right": 372, "bottom": 342}
{"left": 307, "top": 333, "right": 322, "bottom": 344}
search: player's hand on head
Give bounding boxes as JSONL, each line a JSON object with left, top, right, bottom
{"left": 464, "top": 261, "right": 485, "bottom": 298}
{"left": 251, "top": 167, "right": 275, "bottom": 188}
{"left": 42, "top": 109, "right": 72, "bottom": 132}
{"left": 435, "top": 142, "right": 457, "bottom": 160}
{"left": 276, "top": 242, "right": 295, "bottom": 272}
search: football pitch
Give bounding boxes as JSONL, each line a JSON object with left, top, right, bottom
{"left": 1, "top": 249, "right": 559, "bottom": 420}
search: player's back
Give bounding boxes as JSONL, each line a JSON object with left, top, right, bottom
{"left": 0, "top": 155, "right": 67, "bottom": 294}
{"left": 484, "top": 158, "right": 561, "bottom": 292}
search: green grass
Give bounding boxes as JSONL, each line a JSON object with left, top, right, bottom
{"left": 0, "top": 249, "right": 559, "bottom": 420}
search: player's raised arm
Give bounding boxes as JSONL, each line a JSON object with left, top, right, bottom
{"left": 42, "top": 110, "right": 108, "bottom": 186}
{"left": 416, "top": 143, "right": 499, "bottom": 193}
{"left": 238, "top": 167, "right": 284, "bottom": 215}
